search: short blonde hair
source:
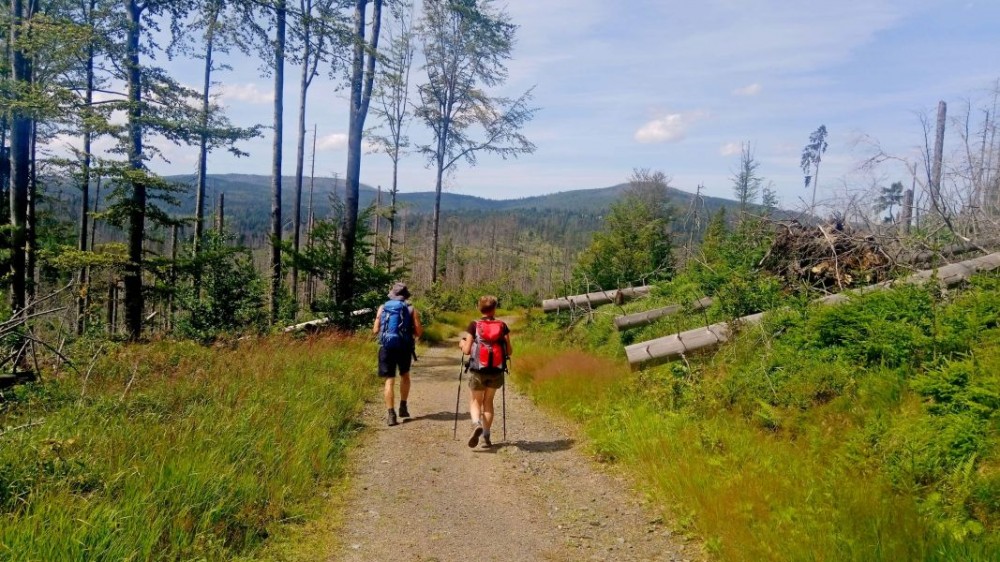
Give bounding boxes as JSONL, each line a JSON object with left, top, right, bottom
{"left": 478, "top": 295, "right": 498, "bottom": 314}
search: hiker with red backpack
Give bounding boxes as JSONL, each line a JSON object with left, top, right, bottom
{"left": 459, "top": 295, "right": 512, "bottom": 448}
{"left": 373, "top": 283, "right": 423, "bottom": 427}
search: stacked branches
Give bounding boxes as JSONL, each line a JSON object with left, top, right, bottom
{"left": 759, "top": 220, "right": 893, "bottom": 290}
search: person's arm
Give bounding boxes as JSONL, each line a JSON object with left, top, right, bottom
{"left": 372, "top": 306, "right": 384, "bottom": 335}
{"left": 411, "top": 308, "right": 423, "bottom": 340}
{"left": 459, "top": 322, "right": 474, "bottom": 355}
{"left": 504, "top": 334, "right": 513, "bottom": 358}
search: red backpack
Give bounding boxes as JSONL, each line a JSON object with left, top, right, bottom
{"left": 468, "top": 319, "right": 506, "bottom": 372}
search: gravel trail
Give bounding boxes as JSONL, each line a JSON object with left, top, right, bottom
{"left": 331, "top": 332, "right": 700, "bottom": 562}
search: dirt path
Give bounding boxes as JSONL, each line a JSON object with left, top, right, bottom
{"left": 331, "top": 332, "right": 699, "bottom": 562}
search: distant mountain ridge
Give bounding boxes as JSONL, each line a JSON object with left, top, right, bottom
{"left": 162, "top": 173, "right": 743, "bottom": 217}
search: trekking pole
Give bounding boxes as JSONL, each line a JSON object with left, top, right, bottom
{"left": 503, "top": 358, "right": 510, "bottom": 442}
{"left": 453, "top": 353, "right": 466, "bottom": 439}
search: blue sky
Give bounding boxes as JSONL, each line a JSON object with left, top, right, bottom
{"left": 141, "top": 0, "right": 999, "bottom": 209}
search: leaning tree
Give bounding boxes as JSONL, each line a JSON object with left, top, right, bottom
{"left": 415, "top": 0, "right": 535, "bottom": 284}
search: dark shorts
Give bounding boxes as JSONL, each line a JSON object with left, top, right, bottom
{"left": 378, "top": 346, "right": 413, "bottom": 378}
{"left": 469, "top": 369, "right": 504, "bottom": 390}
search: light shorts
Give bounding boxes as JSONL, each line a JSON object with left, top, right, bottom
{"left": 468, "top": 369, "right": 504, "bottom": 390}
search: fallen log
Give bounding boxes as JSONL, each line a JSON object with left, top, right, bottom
{"left": 0, "top": 371, "right": 37, "bottom": 390}
{"left": 626, "top": 251, "right": 1000, "bottom": 369}
{"left": 283, "top": 318, "right": 331, "bottom": 333}
{"left": 613, "top": 297, "right": 713, "bottom": 331}
{"left": 906, "top": 238, "right": 1000, "bottom": 266}
{"left": 542, "top": 286, "right": 652, "bottom": 313}
{"left": 282, "top": 308, "right": 374, "bottom": 333}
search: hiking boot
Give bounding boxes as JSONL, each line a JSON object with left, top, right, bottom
{"left": 481, "top": 434, "right": 493, "bottom": 449}
{"left": 387, "top": 410, "right": 398, "bottom": 427}
{"left": 467, "top": 423, "right": 483, "bottom": 448}
{"left": 398, "top": 403, "right": 410, "bottom": 418}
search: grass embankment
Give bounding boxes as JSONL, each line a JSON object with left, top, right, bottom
{"left": 515, "top": 274, "right": 1000, "bottom": 561}
{"left": 0, "top": 334, "right": 374, "bottom": 561}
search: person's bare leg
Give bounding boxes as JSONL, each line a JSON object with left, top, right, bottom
{"left": 468, "top": 388, "right": 485, "bottom": 446}
{"left": 482, "top": 387, "right": 498, "bottom": 431}
{"left": 397, "top": 372, "right": 411, "bottom": 417}
{"left": 383, "top": 377, "right": 395, "bottom": 409}
{"left": 469, "top": 389, "right": 485, "bottom": 424}
{"left": 400, "top": 372, "right": 411, "bottom": 401}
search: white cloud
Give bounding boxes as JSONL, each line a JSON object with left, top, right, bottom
{"left": 633, "top": 111, "right": 707, "bottom": 144}
{"left": 43, "top": 133, "right": 118, "bottom": 160}
{"left": 316, "top": 133, "right": 348, "bottom": 151}
{"left": 316, "top": 133, "right": 381, "bottom": 154}
{"left": 719, "top": 142, "right": 743, "bottom": 156}
{"left": 732, "top": 83, "right": 762, "bottom": 96}
{"left": 217, "top": 83, "right": 272, "bottom": 105}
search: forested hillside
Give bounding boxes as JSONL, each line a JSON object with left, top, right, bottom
{"left": 2, "top": 0, "right": 1000, "bottom": 560}
{"left": 41, "top": 172, "right": 762, "bottom": 298}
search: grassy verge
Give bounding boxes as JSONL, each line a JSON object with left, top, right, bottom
{"left": 514, "top": 274, "right": 1000, "bottom": 561}
{"left": 0, "top": 333, "right": 374, "bottom": 561}
{"left": 419, "top": 309, "right": 470, "bottom": 344}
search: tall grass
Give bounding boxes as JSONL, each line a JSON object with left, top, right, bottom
{"left": 516, "top": 275, "right": 1000, "bottom": 561}
{"left": 0, "top": 334, "right": 374, "bottom": 561}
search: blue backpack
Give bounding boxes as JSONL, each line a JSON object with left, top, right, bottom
{"left": 379, "top": 300, "right": 413, "bottom": 350}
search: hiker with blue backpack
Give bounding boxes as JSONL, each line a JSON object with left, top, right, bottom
{"left": 373, "top": 283, "right": 423, "bottom": 427}
{"left": 459, "top": 295, "right": 512, "bottom": 448}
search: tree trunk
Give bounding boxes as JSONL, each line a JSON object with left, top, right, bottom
{"left": 9, "top": 0, "right": 31, "bottom": 312}
{"left": 387, "top": 160, "right": 398, "bottom": 271}
{"left": 400, "top": 206, "right": 406, "bottom": 258}
{"left": 810, "top": 160, "right": 821, "bottom": 211}
{"left": 291, "top": 1, "right": 313, "bottom": 309}
{"left": 76, "top": 2, "right": 95, "bottom": 335}
{"left": 901, "top": 188, "right": 914, "bottom": 234}
{"left": 216, "top": 192, "right": 225, "bottom": 233}
{"left": 305, "top": 211, "right": 314, "bottom": 306}
{"left": 372, "top": 184, "right": 380, "bottom": 266}
{"left": 124, "top": 0, "right": 145, "bottom": 340}
{"left": 614, "top": 297, "right": 713, "bottom": 331}
{"left": 930, "top": 100, "right": 947, "bottom": 214}
{"left": 337, "top": 0, "right": 382, "bottom": 314}
{"left": 169, "top": 224, "right": 178, "bottom": 331}
{"left": 26, "top": 119, "right": 36, "bottom": 300}
{"left": 193, "top": 0, "right": 219, "bottom": 295}
{"left": 107, "top": 279, "right": 115, "bottom": 335}
{"left": 542, "top": 286, "right": 653, "bottom": 313}
{"left": 90, "top": 174, "right": 101, "bottom": 250}
{"left": 0, "top": 121, "right": 10, "bottom": 286}
{"left": 269, "top": 0, "right": 287, "bottom": 325}
{"left": 430, "top": 150, "right": 444, "bottom": 283}
{"left": 305, "top": 124, "right": 316, "bottom": 305}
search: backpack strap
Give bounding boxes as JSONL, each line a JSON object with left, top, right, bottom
{"left": 378, "top": 300, "right": 392, "bottom": 343}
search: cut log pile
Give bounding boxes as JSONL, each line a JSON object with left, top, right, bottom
{"left": 625, "top": 251, "right": 1000, "bottom": 369}
{"left": 759, "top": 221, "right": 893, "bottom": 289}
